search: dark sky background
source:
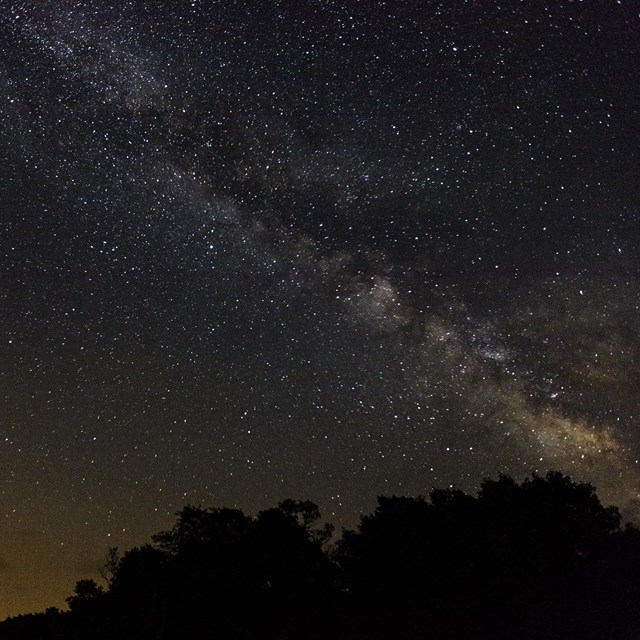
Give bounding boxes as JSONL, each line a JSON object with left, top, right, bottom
{"left": 1, "top": 0, "right": 639, "bottom": 618}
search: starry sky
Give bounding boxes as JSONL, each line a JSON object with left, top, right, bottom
{"left": 1, "top": 0, "right": 639, "bottom": 618}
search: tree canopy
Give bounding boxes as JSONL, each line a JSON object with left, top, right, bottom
{"left": 2, "top": 472, "right": 640, "bottom": 640}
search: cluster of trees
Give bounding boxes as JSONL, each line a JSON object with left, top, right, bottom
{"left": 3, "top": 472, "right": 640, "bottom": 639}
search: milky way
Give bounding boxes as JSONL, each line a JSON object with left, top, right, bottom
{"left": 1, "top": 0, "right": 639, "bottom": 617}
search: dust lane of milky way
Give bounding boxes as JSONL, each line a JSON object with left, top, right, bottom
{"left": 0, "top": 0, "right": 639, "bottom": 618}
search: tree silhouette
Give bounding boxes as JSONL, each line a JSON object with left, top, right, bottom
{"left": 152, "top": 504, "right": 252, "bottom": 556}
{"left": 3, "top": 473, "right": 640, "bottom": 640}
{"left": 98, "top": 546, "right": 120, "bottom": 587}
{"left": 336, "top": 472, "right": 634, "bottom": 639}
{"left": 248, "top": 501, "right": 338, "bottom": 638}
{"left": 65, "top": 579, "right": 104, "bottom": 613}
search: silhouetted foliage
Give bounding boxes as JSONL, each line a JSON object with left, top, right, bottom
{"left": 65, "top": 579, "right": 104, "bottom": 613}
{"left": 3, "top": 472, "right": 640, "bottom": 640}
{"left": 336, "top": 472, "right": 633, "bottom": 639}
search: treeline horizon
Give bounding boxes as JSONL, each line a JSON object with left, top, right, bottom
{"left": 2, "top": 470, "right": 640, "bottom": 639}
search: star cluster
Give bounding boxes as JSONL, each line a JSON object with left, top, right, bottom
{"left": 0, "top": 0, "right": 639, "bottom": 618}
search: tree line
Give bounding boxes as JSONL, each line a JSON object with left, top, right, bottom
{"left": 2, "top": 471, "right": 640, "bottom": 639}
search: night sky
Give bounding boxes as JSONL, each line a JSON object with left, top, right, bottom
{"left": 1, "top": 0, "right": 639, "bottom": 618}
